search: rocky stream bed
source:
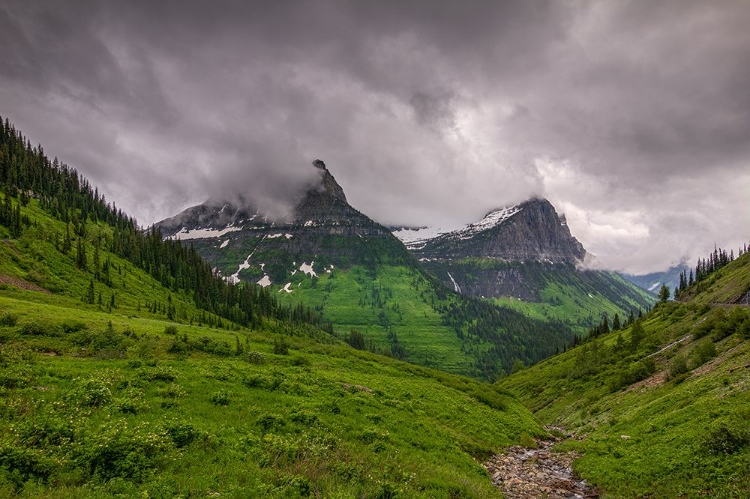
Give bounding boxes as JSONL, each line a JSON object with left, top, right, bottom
{"left": 483, "top": 429, "right": 599, "bottom": 499}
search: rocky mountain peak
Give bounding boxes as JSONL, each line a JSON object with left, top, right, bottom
{"left": 309, "top": 159, "right": 347, "bottom": 203}
{"left": 407, "top": 196, "right": 586, "bottom": 264}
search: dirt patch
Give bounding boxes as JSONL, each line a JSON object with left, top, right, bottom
{"left": 626, "top": 371, "right": 666, "bottom": 392}
{"left": 484, "top": 430, "right": 598, "bottom": 498}
{"left": 0, "top": 274, "right": 51, "bottom": 294}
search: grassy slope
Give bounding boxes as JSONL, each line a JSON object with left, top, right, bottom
{"left": 433, "top": 259, "right": 657, "bottom": 335}
{"left": 0, "top": 200, "right": 203, "bottom": 324}
{"left": 495, "top": 271, "right": 655, "bottom": 334}
{"left": 0, "top": 202, "right": 543, "bottom": 498}
{"left": 498, "top": 252, "right": 750, "bottom": 498}
{"left": 276, "top": 265, "right": 480, "bottom": 375}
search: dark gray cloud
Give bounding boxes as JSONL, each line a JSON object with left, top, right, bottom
{"left": 0, "top": 0, "right": 747, "bottom": 273}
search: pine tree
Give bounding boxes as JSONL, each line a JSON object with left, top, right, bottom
{"left": 612, "top": 313, "right": 621, "bottom": 330}
{"left": 658, "top": 284, "right": 670, "bottom": 302}
{"left": 75, "top": 238, "right": 87, "bottom": 270}
{"left": 84, "top": 279, "right": 95, "bottom": 304}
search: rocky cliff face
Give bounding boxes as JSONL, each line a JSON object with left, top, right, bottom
{"left": 412, "top": 198, "right": 586, "bottom": 263}
{"left": 394, "top": 198, "right": 651, "bottom": 317}
{"left": 155, "top": 160, "right": 408, "bottom": 286}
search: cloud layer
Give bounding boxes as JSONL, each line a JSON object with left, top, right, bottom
{"left": 1, "top": 0, "right": 747, "bottom": 273}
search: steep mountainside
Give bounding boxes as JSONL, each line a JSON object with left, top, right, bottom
{"left": 498, "top": 249, "right": 750, "bottom": 497}
{"left": 156, "top": 162, "right": 577, "bottom": 379}
{"left": 394, "top": 198, "right": 655, "bottom": 334}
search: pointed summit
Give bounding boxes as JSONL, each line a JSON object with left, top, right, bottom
{"left": 309, "top": 159, "right": 347, "bottom": 203}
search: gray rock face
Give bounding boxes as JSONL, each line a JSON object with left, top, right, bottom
{"left": 414, "top": 198, "right": 586, "bottom": 263}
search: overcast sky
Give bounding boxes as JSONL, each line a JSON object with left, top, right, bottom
{"left": 1, "top": 0, "right": 748, "bottom": 273}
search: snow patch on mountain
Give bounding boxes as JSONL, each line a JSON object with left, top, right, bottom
{"left": 257, "top": 275, "right": 271, "bottom": 287}
{"left": 455, "top": 205, "right": 522, "bottom": 240}
{"left": 447, "top": 272, "right": 462, "bottom": 293}
{"left": 299, "top": 262, "right": 317, "bottom": 277}
{"left": 220, "top": 239, "right": 229, "bottom": 249}
{"left": 391, "top": 225, "right": 455, "bottom": 249}
{"left": 391, "top": 205, "right": 521, "bottom": 249}
{"left": 168, "top": 225, "right": 242, "bottom": 241}
{"left": 280, "top": 282, "right": 293, "bottom": 293}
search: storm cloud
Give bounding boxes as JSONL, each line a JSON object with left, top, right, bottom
{"left": 1, "top": 0, "right": 747, "bottom": 273}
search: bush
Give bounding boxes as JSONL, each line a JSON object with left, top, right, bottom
{"left": 242, "top": 374, "right": 270, "bottom": 389}
{"left": 690, "top": 339, "right": 717, "bottom": 368}
{"left": 210, "top": 390, "right": 230, "bottom": 406}
{"left": 19, "top": 321, "right": 59, "bottom": 336}
{"left": 0, "top": 445, "right": 53, "bottom": 484}
{"left": 164, "top": 325, "right": 178, "bottom": 335}
{"left": 0, "top": 313, "right": 18, "bottom": 327}
{"left": 290, "top": 355, "right": 311, "bottom": 367}
{"left": 76, "top": 419, "right": 171, "bottom": 481}
{"left": 245, "top": 351, "right": 266, "bottom": 364}
{"left": 273, "top": 337, "right": 289, "bottom": 355}
{"left": 666, "top": 355, "right": 689, "bottom": 381}
{"left": 70, "top": 378, "right": 113, "bottom": 407}
{"left": 164, "top": 421, "right": 198, "bottom": 448}
{"left": 60, "top": 320, "right": 86, "bottom": 334}
{"left": 257, "top": 413, "right": 285, "bottom": 433}
{"left": 702, "top": 424, "right": 750, "bottom": 455}
{"left": 114, "top": 390, "right": 149, "bottom": 415}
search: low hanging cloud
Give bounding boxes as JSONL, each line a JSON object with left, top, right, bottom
{"left": 0, "top": 0, "right": 747, "bottom": 273}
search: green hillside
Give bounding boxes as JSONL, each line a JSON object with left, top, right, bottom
{"left": 0, "top": 116, "right": 543, "bottom": 497}
{"left": 270, "top": 263, "right": 578, "bottom": 380}
{"left": 498, "top": 251, "right": 750, "bottom": 497}
{"left": 422, "top": 258, "right": 655, "bottom": 336}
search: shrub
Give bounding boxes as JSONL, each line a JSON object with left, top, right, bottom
{"left": 76, "top": 420, "right": 171, "bottom": 481}
{"left": 273, "top": 337, "right": 289, "bottom": 355}
{"left": 702, "top": 424, "right": 750, "bottom": 455}
{"left": 0, "top": 445, "right": 53, "bottom": 484}
{"left": 164, "top": 421, "right": 198, "bottom": 448}
{"left": 690, "top": 339, "right": 717, "bottom": 368}
{"left": 210, "top": 390, "right": 230, "bottom": 406}
{"left": 164, "top": 325, "right": 178, "bottom": 335}
{"left": 290, "top": 355, "right": 311, "bottom": 367}
{"left": 245, "top": 351, "right": 266, "bottom": 364}
{"left": 137, "top": 366, "right": 178, "bottom": 382}
{"left": 242, "top": 374, "right": 270, "bottom": 388}
{"left": 0, "top": 365, "right": 34, "bottom": 389}
{"left": 60, "top": 320, "right": 86, "bottom": 334}
{"left": 157, "top": 383, "right": 187, "bottom": 399}
{"left": 70, "top": 378, "right": 113, "bottom": 407}
{"left": 0, "top": 313, "right": 18, "bottom": 327}
{"left": 666, "top": 354, "right": 689, "bottom": 381}
{"left": 19, "top": 321, "right": 59, "bottom": 336}
{"left": 257, "top": 413, "right": 285, "bottom": 433}
{"left": 114, "top": 390, "right": 149, "bottom": 415}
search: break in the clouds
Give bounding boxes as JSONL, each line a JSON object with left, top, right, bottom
{"left": 1, "top": 0, "right": 748, "bottom": 274}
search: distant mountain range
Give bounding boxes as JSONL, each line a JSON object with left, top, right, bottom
{"left": 621, "top": 263, "right": 691, "bottom": 296}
